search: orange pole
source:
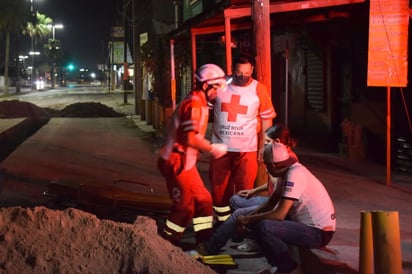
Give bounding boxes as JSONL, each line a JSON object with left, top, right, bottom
{"left": 191, "top": 31, "right": 197, "bottom": 83}
{"left": 224, "top": 16, "right": 232, "bottom": 75}
{"left": 253, "top": 0, "right": 271, "bottom": 188}
{"left": 170, "top": 39, "right": 176, "bottom": 110}
{"left": 386, "top": 86, "right": 391, "bottom": 186}
{"left": 253, "top": 0, "right": 271, "bottom": 93}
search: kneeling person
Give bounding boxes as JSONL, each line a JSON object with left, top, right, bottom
{"left": 236, "top": 143, "right": 336, "bottom": 274}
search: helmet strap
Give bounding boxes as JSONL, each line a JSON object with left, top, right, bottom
{"left": 202, "top": 83, "right": 214, "bottom": 101}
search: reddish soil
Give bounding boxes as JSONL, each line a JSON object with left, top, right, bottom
{"left": 0, "top": 100, "right": 216, "bottom": 273}
{"left": 0, "top": 206, "right": 215, "bottom": 273}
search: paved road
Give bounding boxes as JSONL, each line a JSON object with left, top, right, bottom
{"left": 0, "top": 85, "right": 136, "bottom": 116}
{"left": 0, "top": 85, "right": 161, "bottom": 219}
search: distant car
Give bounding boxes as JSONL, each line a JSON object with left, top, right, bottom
{"left": 35, "top": 79, "right": 45, "bottom": 90}
{"left": 91, "top": 80, "right": 101, "bottom": 86}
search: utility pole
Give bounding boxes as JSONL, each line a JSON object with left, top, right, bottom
{"left": 253, "top": 0, "right": 271, "bottom": 188}
{"left": 253, "top": 0, "right": 271, "bottom": 93}
{"left": 30, "top": 0, "right": 35, "bottom": 90}
{"left": 132, "top": 0, "right": 141, "bottom": 115}
{"left": 123, "top": 0, "right": 130, "bottom": 103}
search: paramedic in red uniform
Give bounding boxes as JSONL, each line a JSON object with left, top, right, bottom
{"left": 209, "top": 53, "right": 277, "bottom": 223}
{"left": 158, "top": 64, "right": 228, "bottom": 246}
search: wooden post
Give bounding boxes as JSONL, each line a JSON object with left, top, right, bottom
{"left": 253, "top": 0, "right": 271, "bottom": 188}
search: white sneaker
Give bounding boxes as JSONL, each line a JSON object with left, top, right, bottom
{"left": 186, "top": 249, "right": 201, "bottom": 259}
{"left": 236, "top": 239, "right": 260, "bottom": 252}
{"left": 256, "top": 266, "right": 277, "bottom": 274}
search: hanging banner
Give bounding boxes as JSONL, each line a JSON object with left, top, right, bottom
{"left": 367, "top": 0, "right": 409, "bottom": 87}
{"left": 108, "top": 41, "right": 133, "bottom": 65}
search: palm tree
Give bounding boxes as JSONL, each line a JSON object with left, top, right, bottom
{"left": 0, "top": 0, "right": 33, "bottom": 93}
{"left": 24, "top": 12, "right": 53, "bottom": 42}
{"left": 23, "top": 12, "right": 53, "bottom": 88}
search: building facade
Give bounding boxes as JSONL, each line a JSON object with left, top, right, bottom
{"left": 138, "top": 0, "right": 412, "bottom": 172}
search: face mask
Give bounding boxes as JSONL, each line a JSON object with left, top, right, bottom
{"left": 233, "top": 74, "right": 250, "bottom": 86}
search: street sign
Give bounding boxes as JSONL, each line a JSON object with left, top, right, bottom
{"left": 367, "top": 0, "right": 409, "bottom": 87}
{"left": 111, "top": 26, "right": 124, "bottom": 38}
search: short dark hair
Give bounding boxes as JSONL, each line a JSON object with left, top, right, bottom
{"left": 265, "top": 123, "right": 296, "bottom": 148}
{"left": 233, "top": 53, "right": 255, "bottom": 66}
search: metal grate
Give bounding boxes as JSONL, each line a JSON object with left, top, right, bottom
{"left": 305, "top": 48, "right": 324, "bottom": 111}
{"left": 394, "top": 134, "right": 412, "bottom": 175}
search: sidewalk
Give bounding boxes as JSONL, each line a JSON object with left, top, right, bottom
{"left": 133, "top": 116, "right": 412, "bottom": 273}
{"left": 1, "top": 106, "right": 411, "bottom": 273}
{"left": 295, "top": 147, "right": 412, "bottom": 273}
{"left": 0, "top": 86, "right": 32, "bottom": 97}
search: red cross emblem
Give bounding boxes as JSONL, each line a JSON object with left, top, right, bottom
{"left": 221, "top": 94, "right": 248, "bottom": 122}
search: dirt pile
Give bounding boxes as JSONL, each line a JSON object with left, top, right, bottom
{"left": 0, "top": 100, "right": 50, "bottom": 119}
{"left": 0, "top": 100, "right": 124, "bottom": 118}
{"left": 58, "top": 102, "right": 124, "bottom": 117}
{"left": 0, "top": 100, "right": 215, "bottom": 273}
{"left": 0, "top": 206, "right": 215, "bottom": 274}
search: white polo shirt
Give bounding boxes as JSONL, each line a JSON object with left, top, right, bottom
{"left": 282, "top": 162, "right": 336, "bottom": 232}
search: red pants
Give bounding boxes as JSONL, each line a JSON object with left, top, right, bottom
{"left": 158, "top": 154, "right": 213, "bottom": 244}
{"left": 209, "top": 151, "right": 258, "bottom": 221}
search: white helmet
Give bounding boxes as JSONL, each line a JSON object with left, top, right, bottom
{"left": 195, "top": 64, "right": 226, "bottom": 87}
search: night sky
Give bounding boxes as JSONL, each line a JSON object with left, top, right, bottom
{"left": 35, "top": 0, "right": 121, "bottom": 69}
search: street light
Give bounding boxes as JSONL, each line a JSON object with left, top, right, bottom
{"left": 29, "top": 0, "right": 36, "bottom": 89}
{"left": 18, "top": 55, "right": 29, "bottom": 70}
{"left": 47, "top": 24, "right": 64, "bottom": 40}
{"left": 29, "top": 51, "right": 40, "bottom": 88}
{"left": 16, "top": 55, "right": 28, "bottom": 92}
{"left": 46, "top": 24, "right": 63, "bottom": 88}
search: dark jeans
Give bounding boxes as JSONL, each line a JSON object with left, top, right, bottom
{"left": 229, "top": 194, "right": 269, "bottom": 210}
{"left": 250, "top": 219, "right": 334, "bottom": 273}
{"left": 204, "top": 205, "right": 259, "bottom": 253}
